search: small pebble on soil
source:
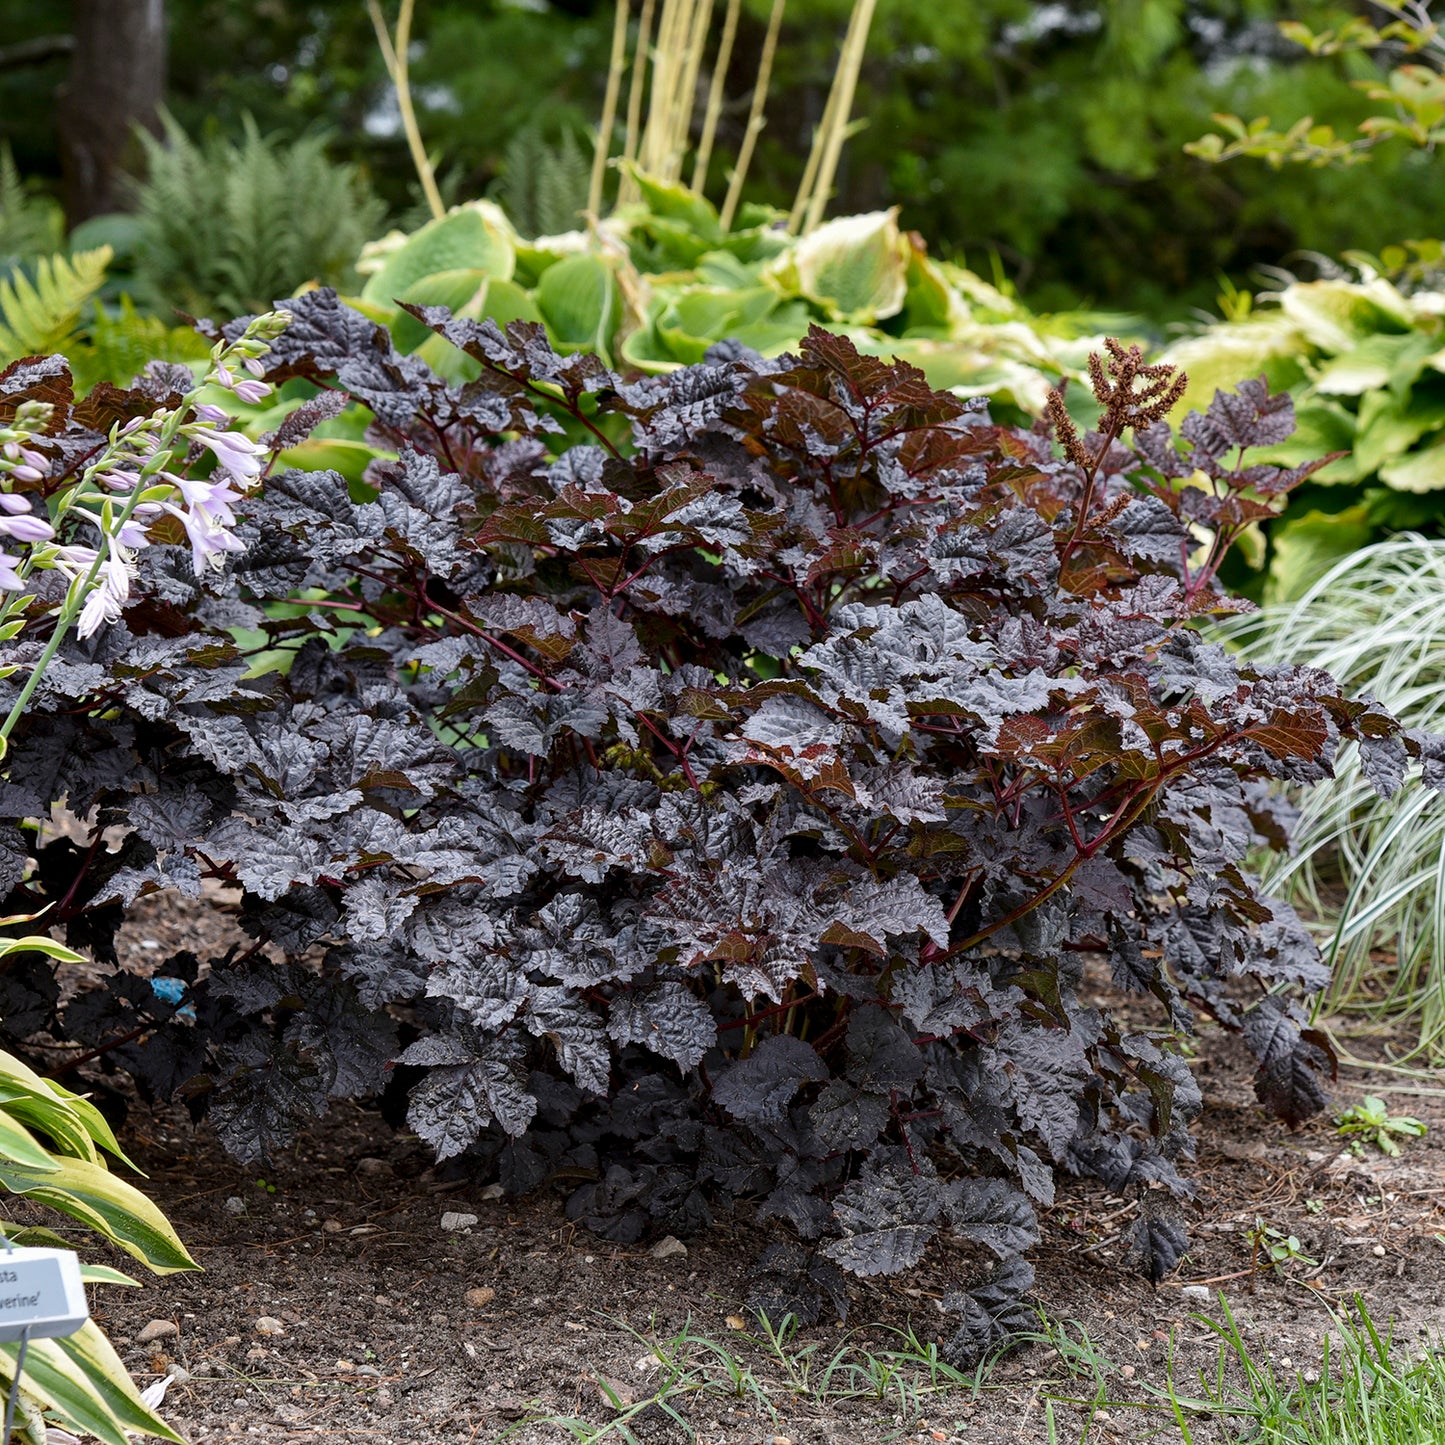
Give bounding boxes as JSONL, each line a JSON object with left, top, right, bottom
{"left": 136, "top": 1319, "right": 177, "bottom": 1344}
{"left": 440, "top": 1211, "right": 479, "bottom": 1232}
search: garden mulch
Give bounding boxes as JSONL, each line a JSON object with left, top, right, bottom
{"left": 35, "top": 894, "right": 1445, "bottom": 1445}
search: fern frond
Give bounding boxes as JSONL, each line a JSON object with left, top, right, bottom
{"left": 0, "top": 246, "right": 112, "bottom": 363}
{"left": 69, "top": 295, "right": 210, "bottom": 393}
{"left": 0, "top": 144, "right": 65, "bottom": 269}
{"left": 133, "top": 113, "right": 386, "bottom": 320}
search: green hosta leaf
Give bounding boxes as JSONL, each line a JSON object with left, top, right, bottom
{"left": 1265, "top": 503, "right": 1375, "bottom": 602}
{"left": 694, "top": 251, "right": 758, "bottom": 288}
{"left": 1313, "top": 331, "right": 1437, "bottom": 396}
{"left": 279, "top": 436, "right": 394, "bottom": 485}
{"left": 902, "top": 237, "right": 967, "bottom": 335}
{"left": 1276, "top": 277, "right": 1414, "bottom": 353}
{"left": 513, "top": 233, "right": 586, "bottom": 288}
{"left": 536, "top": 252, "right": 618, "bottom": 357}
{"left": 624, "top": 167, "right": 723, "bottom": 247}
{"left": 387, "top": 268, "right": 494, "bottom": 352}
{"left": 765, "top": 209, "right": 912, "bottom": 324}
{"left": 361, "top": 202, "right": 516, "bottom": 305}
{"left": 1353, "top": 387, "right": 1445, "bottom": 474}
{"left": 0, "top": 1153, "right": 199, "bottom": 1273}
{"left": 1381, "top": 437, "right": 1445, "bottom": 492}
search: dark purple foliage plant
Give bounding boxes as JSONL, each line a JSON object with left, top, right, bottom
{"left": 0, "top": 297, "right": 1432, "bottom": 1360}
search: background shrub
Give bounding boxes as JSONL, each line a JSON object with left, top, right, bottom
{"left": 0, "top": 301, "right": 1430, "bottom": 1358}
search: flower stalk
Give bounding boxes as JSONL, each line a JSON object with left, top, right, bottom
{"left": 0, "top": 312, "right": 289, "bottom": 755}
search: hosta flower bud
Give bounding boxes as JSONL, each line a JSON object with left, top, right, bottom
{"left": 0, "top": 514, "right": 55, "bottom": 544}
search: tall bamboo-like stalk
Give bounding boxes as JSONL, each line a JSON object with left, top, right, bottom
{"left": 367, "top": 0, "right": 445, "bottom": 221}
{"left": 691, "top": 0, "right": 740, "bottom": 195}
{"left": 618, "top": 0, "right": 657, "bottom": 205}
{"left": 719, "top": 0, "right": 785, "bottom": 231}
{"left": 590, "top": 0, "right": 631, "bottom": 215}
{"left": 789, "top": 0, "right": 877, "bottom": 234}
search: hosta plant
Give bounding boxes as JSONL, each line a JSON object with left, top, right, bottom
{"left": 1162, "top": 267, "right": 1445, "bottom": 600}
{"left": 0, "top": 299, "right": 1430, "bottom": 1362}
{"left": 350, "top": 187, "right": 1139, "bottom": 421}
{"left": 0, "top": 931, "right": 195, "bottom": 1445}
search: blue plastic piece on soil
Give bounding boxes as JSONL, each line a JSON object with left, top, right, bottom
{"left": 150, "top": 976, "right": 195, "bottom": 1019}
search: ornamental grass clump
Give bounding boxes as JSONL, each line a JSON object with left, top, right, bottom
{"left": 0, "top": 298, "right": 1433, "bottom": 1361}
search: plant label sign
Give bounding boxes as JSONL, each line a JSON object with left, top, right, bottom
{"left": 0, "top": 1248, "right": 88, "bottom": 1342}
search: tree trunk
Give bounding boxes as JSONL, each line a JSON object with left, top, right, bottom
{"left": 56, "top": 0, "right": 167, "bottom": 225}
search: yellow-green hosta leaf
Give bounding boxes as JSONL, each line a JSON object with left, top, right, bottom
{"left": 0, "top": 1110, "right": 61, "bottom": 1173}
{"left": 0, "top": 1153, "right": 199, "bottom": 1273}
{"left": 1313, "top": 331, "right": 1437, "bottom": 395}
{"left": 849, "top": 336, "right": 1056, "bottom": 413}
{"left": 361, "top": 201, "right": 517, "bottom": 305}
{"left": 52, "top": 1320, "right": 186, "bottom": 1441}
{"left": 41, "top": 1077, "right": 139, "bottom": 1170}
{"left": 1265, "top": 504, "right": 1377, "bottom": 602}
{"left": 1352, "top": 388, "right": 1445, "bottom": 475}
{"left": 0, "top": 934, "right": 85, "bottom": 966}
{"left": 1276, "top": 276, "right": 1414, "bottom": 353}
{"left": 536, "top": 252, "right": 617, "bottom": 358}
{"left": 79, "top": 1263, "right": 143, "bottom": 1288}
{"left": 1, "top": 1328, "right": 140, "bottom": 1445}
{"left": 765, "top": 209, "right": 911, "bottom": 325}
{"left": 0, "top": 1053, "right": 100, "bottom": 1164}
{"left": 1381, "top": 438, "right": 1445, "bottom": 492}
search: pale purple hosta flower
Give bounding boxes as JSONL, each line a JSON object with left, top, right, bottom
{"left": 116, "top": 519, "right": 151, "bottom": 551}
{"left": 0, "top": 493, "right": 33, "bottom": 515}
{"left": 162, "top": 475, "right": 245, "bottom": 574}
{"left": 189, "top": 424, "right": 263, "bottom": 482}
{"left": 181, "top": 515, "right": 245, "bottom": 574}
{"left": 51, "top": 543, "right": 99, "bottom": 575}
{"left": 0, "top": 552, "right": 24, "bottom": 592}
{"left": 77, "top": 585, "right": 120, "bottom": 638}
{"left": 231, "top": 377, "right": 272, "bottom": 405}
{"left": 193, "top": 403, "right": 231, "bottom": 425}
{"left": 0, "top": 513, "right": 55, "bottom": 544}
{"left": 74, "top": 552, "right": 133, "bottom": 639}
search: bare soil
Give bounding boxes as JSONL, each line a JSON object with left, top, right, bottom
{"left": 37, "top": 897, "right": 1445, "bottom": 1445}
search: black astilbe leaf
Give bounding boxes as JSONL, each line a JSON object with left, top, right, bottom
{"left": 608, "top": 983, "right": 718, "bottom": 1069}
{"left": 1, "top": 308, "right": 1433, "bottom": 1306}
{"left": 941, "top": 1255, "right": 1036, "bottom": 1368}
{"left": 710, "top": 1035, "right": 827, "bottom": 1126}
{"left": 746, "top": 1244, "right": 849, "bottom": 1328}
{"left": 824, "top": 1171, "right": 944, "bottom": 1276}
{"left": 1126, "top": 1198, "right": 1190, "bottom": 1284}
{"left": 947, "top": 1178, "right": 1040, "bottom": 1259}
